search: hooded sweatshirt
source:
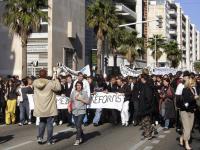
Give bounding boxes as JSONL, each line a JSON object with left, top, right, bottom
{"left": 33, "top": 78, "right": 61, "bottom": 117}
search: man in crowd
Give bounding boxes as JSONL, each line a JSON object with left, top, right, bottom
{"left": 33, "top": 69, "right": 61, "bottom": 145}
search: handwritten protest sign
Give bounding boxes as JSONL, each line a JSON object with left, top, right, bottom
{"left": 56, "top": 95, "right": 70, "bottom": 109}
{"left": 28, "top": 92, "right": 125, "bottom": 111}
{"left": 89, "top": 92, "right": 125, "bottom": 111}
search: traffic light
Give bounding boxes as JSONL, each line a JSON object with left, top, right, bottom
{"left": 57, "top": 62, "right": 62, "bottom": 67}
{"left": 31, "top": 61, "right": 38, "bottom": 67}
{"left": 157, "top": 15, "right": 163, "bottom": 28}
{"left": 104, "top": 57, "right": 108, "bottom": 65}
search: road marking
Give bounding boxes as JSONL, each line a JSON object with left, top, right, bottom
{"left": 53, "top": 127, "right": 74, "bottom": 136}
{"left": 143, "top": 146, "right": 153, "bottom": 150}
{"left": 151, "top": 139, "right": 160, "bottom": 144}
{"left": 163, "top": 130, "right": 171, "bottom": 134}
{"left": 4, "top": 127, "right": 74, "bottom": 150}
{"left": 0, "top": 124, "right": 6, "bottom": 127}
{"left": 5, "top": 140, "right": 34, "bottom": 150}
{"left": 158, "top": 135, "right": 166, "bottom": 138}
{"left": 129, "top": 127, "right": 163, "bottom": 150}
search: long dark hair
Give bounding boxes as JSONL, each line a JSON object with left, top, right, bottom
{"left": 75, "top": 81, "right": 83, "bottom": 90}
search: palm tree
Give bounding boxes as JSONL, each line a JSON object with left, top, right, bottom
{"left": 118, "top": 30, "right": 144, "bottom": 68}
{"left": 164, "top": 41, "right": 182, "bottom": 68}
{"left": 194, "top": 61, "right": 200, "bottom": 73}
{"left": 148, "top": 35, "right": 166, "bottom": 66}
{"left": 87, "top": 0, "right": 118, "bottom": 74}
{"left": 108, "top": 28, "right": 127, "bottom": 67}
{"left": 2, "top": 0, "right": 48, "bottom": 78}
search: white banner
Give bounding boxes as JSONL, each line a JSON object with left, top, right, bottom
{"left": 120, "top": 64, "right": 141, "bottom": 77}
{"left": 89, "top": 92, "right": 125, "bottom": 111}
{"left": 153, "top": 67, "right": 177, "bottom": 75}
{"left": 80, "top": 65, "right": 91, "bottom": 76}
{"left": 27, "top": 94, "right": 70, "bottom": 110}
{"left": 59, "top": 64, "right": 91, "bottom": 77}
{"left": 28, "top": 92, "right": 125, "bottom": 111}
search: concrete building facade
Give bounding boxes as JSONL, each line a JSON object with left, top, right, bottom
{"left": 0, "top": 0, "right": 89, "bottom": 77}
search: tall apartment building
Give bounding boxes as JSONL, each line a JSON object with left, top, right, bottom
{"left": 147, "top": 0, "right": 200, "bottom": 70}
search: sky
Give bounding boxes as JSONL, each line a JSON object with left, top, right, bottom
{"left": 176, "top": 0, "right": 200, "bottom": 30}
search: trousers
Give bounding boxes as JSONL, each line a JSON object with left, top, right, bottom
{"left": 38, "top": 116, "right": 54, "bottom": 142}
{"left": 180, "top": 111, "right": 194, "bottom": 141}
{"left": 121, "top": 101, "right": 129, "bottom": 124}
{"left": 5, "top": 99, "right": 17, "bottom": 124}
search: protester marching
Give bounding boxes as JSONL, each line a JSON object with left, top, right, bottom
{"left": 0, "top": 67, "right": 200, "bottom": 150}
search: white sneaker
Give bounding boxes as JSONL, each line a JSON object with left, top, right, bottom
{"left": 122, "top": 123, "right": 125, "bottom": 126}
{"left": 59, "top": 120, "right": 63, "bottom": 125}
{"left": 53, "top": 122, "right": 57, "bottom": 126}
{"left": 18, "top": 123, "right": 23, "bottom": 126}
{"left": 125, "top": 122, "right": 129, "bottom": 127}
{"left": 79, "top": 138, "right": 83, "bottom": 143}
{"left": 155, "top": 121, "right": 159, "bottom": 125}
{"left": 28, "top": 122, "right": 32, "bottom": 125}
{"left": 73, "top": 140, "right": 80, "bottom": 146}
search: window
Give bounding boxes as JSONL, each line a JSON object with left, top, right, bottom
{"left": 64, "top": 48, "right": 74, "bottom": 68}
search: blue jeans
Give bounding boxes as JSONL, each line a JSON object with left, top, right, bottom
{"left": 38, "top": 117, "right": 54, "bottom": 142}
{"left": 165, "top": 119, "right": 170, "bottom": 128}
{"left": 73, "top": 114, "right": 84, "bottom": 140}
{"left": 93, "top": 109, "right": 102, "bottom": 124}
{"left": 83, "top": 114, "right": 88, "bottom": 124}
{"left": 19, "top": 100, "right": 30, "bottom": 124}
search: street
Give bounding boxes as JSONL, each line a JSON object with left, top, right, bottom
{"left": 0, "top": 123, "right": 200, "bottom": 150}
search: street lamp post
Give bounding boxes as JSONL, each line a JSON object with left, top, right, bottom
{"left": 154, "top": 36, "right": 157, "bottom": 68}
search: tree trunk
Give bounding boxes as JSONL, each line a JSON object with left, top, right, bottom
{"left": 113, "top": 52, "right": 117, "bottom": 67}
{"left": 21, "top": 39, "right": 27, "bottom": 78}
{"left": 97, "top": 38, "right": 103, "bottom": 74}
{"left": 130, "top": 62, "right": 133, "bottom": 68}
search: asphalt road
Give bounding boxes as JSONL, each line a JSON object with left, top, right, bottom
{"left": 0, "top": 123, "right": 199, "bottom": 150}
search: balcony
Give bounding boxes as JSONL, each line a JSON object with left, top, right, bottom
{"left": 169, "top": 29, "right": 177, "bottom": 35}
{"left": 168, "top": 9, "right": 177, "bottom": 17}
{"left": 169, "top": 19, "right": 176, "bottom": 24}
{"left": 169, "top": 19, "right": 177, "bottom": 27}
{"left": 115, "top": 3, "right": 137, "bottom": 21}
{"left": 182, "top": 38, "right": 186, "bottom": 43}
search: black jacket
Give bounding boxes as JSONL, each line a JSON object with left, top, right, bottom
{"left": 138, "top": 83, "right": 153, "bottom": 116}
{"left": 107, "top": 83, "right": 118, "bottom": 93}
{"left": 0, "top": 82, "right": 5, "bottom": 100}
{"left": 181, "top": 87, "right": 197, "bottom": 112}
{"left": 65, "top": 82, "right": 73, "bottom": 97}
{"left": 6, "top": 86, "right": 17, "bottom": 100}
{"left": 116, "top": 84, "right": 131, "bottom": 102}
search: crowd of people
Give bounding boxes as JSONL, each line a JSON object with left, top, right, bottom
{"left": 0, "top": 68, "right": 200, "bottom": 149}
